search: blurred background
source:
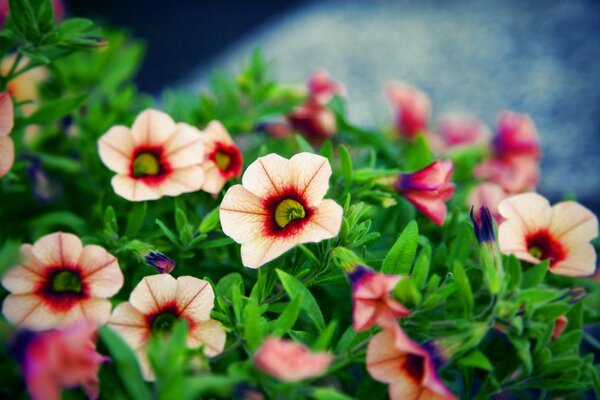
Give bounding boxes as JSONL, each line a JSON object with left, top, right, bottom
{"left": 68, "top": 0, "right": 600, "bottom": 214}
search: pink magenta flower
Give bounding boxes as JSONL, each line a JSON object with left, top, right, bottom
{"left": 0, "top": 91, "right": 14, "bottom": 178}
{"left": 395, "top": 160, "right": 455, "bottom": 225}
{"left": 493, "top": 111, "right": 541, "bottom": 160}
{"left": 468, "top": 182, "right": 508, "bottom": 222}
{"left": 474, "top": 155, "right": 540, "bottom": 194}
{"left": 386, "top": 82, "right": 431, "bottom": 139}
{"left": 2, "top": 232, "right": 124, "bottom": 330}
{"left": 254, "top": 336, "right": 333, "bottom": 382}
{"left": 98, "top": 109, "right": 205, "bottom": 201}
{"left": 497, "top": 193, "right": 598, "bottom": 276}
{"left": 287, "top": 100, "right": 337, "bottom": 142}
{"left": 219, "top": 152, "right": 343, "bottom": 269}
{"left": 367, "top": 325, "right": 455, "bottom": 400}
{"left": 108, "top": 274, "right": 226, "bottom": 380}
{"left": 307, "top": 68, "right": 346, "bottom": 104}
{"left": 348, "top": 265, "right": 410, "bottom": 331}
{"left": 199, "top": 120, "right": 243, "bottom": 195}
{"left": 16, "top": 321, "right": 107, "bottom": 400}
{"left": 429, "top": 114, "right": 488, "bottom": 154}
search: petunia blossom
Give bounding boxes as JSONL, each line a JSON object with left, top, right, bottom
{"left": 14, "top": 321, "right": 107, "bottom": 400}
{"left": 493, "top": 111, "right": 541, "bottom": 160}
{"left": 98, "top": 109, "right": 205, "bottom": 201}
{"left": 108, "top": 274, "right": 226, "bottom": 380}
{"left": 386, "top": 82, "right": 431, "bottom": 140}
{"left": 220, "top": 152, "right": 343, "bottom": 269}
{"left": 254, "top": 336, "right": 333, "bottom": 382}
{"left": 429, "top": 114, "right": 488, "bottom": 154}
{"left": 474, "top": 155, "right": 539, "bottom": 194}
{"left": 199, "top": 120, "right": 243, "bottom": 195}
{"left": 287, "top": 100, "right": 337, "bottom": 142}
{"left": 307, "top": 68, "right": 346, "bottom": 104}
{"left": 2, "top": 232, "right": 124, "bottom": 330}
{"left": 0, "top": 91, "right": 14, "bottom": 178}
{"left": 348, "top": 265, "right": 410, "bottom": 332}
{"left": 468, "top": 182, "right": 507, "bottom": 222}
{"left": 497, "top": 192, "right": 598, "bottom": 277}
{"left": 367, "top": 324, "right": 456, "bottom": 400}
{"left": 394, "top": 160, "right": 455, "bottom": 225}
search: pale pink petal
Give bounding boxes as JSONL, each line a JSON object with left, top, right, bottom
{"left": 354, "top": 300, "right": 377, "bottom": 331}
{"left": 201, "top": 120, "right": 233, "bottom": 145}
{"left": 63, "top": 298, "right": 112, "bottom": 326}
{"left": 402, "top": 191, "right": 448, "bottom": 226}
{"left": 156, "top": 165, "right": 204, "bottom": 197}
{"left": 220, "top": 185, "right": 268, "bottom": 244}
{"left": 78, "top": 245, "right": 123, "bottom": 298}
{"left": 549, "top": 202, "right": 598, "bottom": 244}
{"left": 2, "top": 294, "right": 61, "bottom": 330}
{"left": 497, "top": 221, "right": 534, "bottom": 261}
{"left": 551, "top": 243, "right": 596, "bottom": 277}
{"left": 0, "top": 92, "right": 14, "bottom": 137}
{"left": 130, "top": 274, "right": 178, "bottom": 315}
{"left": 175, "top": 276, "right": 214, "bottom": 322}
{"left": 240, "top": 236, "right": 297, "bottom": 269}
{"left": 187, "top": 319, "right": 226, "bottom": 356}
{"left": 0, "top": 136, "right": 14, "bottom": 178}
{"left": 111, "top": 174, "right": 161, "bottom": 202}
{"left": 98, "top": 126, "right": 135, "bottom": 174}
{"left": 389, "top": 380, "right": 422, "bottom": 400}
{"left": 366, "top": 330, "right": 404, "bottom": 383}
{"left": 241, "top": 153, "right": 293, "bottom": 198}
{"left": 468, "top": 182, "right": 507, "bottom": 221}
{"left": 290, "top": 153, "right": 332, "bottom": 205}
{"left": 1, "top": 265, "right": 42, "bottom": 294}
{"left": 297, "top": 199, "right": 343, "bottom": 243}
{"left": 109, "top": 302, "right": 148, "bottom": 350}
{"left": 130, "top": 109, "right": 176, "bottom": 146}
{"left": 163, "top": 123, "right": 204, "bottom": 168}
{"left": 31, "top": 232, "right": 83, "bottom": 268}
{"left": 201, "top": 163, "right": 227, "bottom": 195}
{"left": 497, "top": 193, "right": 552, "bottom": 232}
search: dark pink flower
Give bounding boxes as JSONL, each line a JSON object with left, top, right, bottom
{"left": 429, "top": 114, "right": 488, "bottom": 154}
{"left": 307, "top": 68, "right": 346, "bottom": 104}
{"left": 386, "top": 82, "right": 431, "bottom": 140}
{"left": 493, "top": 111, "right": 541, "bottom": 160}
{"left": 474, "top": 156, "right": 540, "bottom": 194}
{"left": 287, "top": 100, "right": 337, "bottom": 142}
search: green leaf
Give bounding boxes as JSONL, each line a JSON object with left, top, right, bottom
{"left": 243, "top": 297, "right": 264, "bottom": 350}
{"left": 453, "top": 262, "right": 473, "bottom": 317}
{"left": 339, "top": 144, "right": 353, "bottom": 194}
{"left": 271, "top": 292, "right": 303, "bottom": 334}
{"left": 504, "top": 255, "right": 522, "bottom": 291}
{"left": 508, "top": 334, "right": 532, "bottom": 374}
{"left": 295, "top": 134, "right": 314, "bottom": 153}
{"left": 199, "top": 207, "right": 220, "bottom": 233}
{"left": 311, "top": 387, "right": 354, "bottom": 400}
{"left": 517, "top": 288, "right": 561, "bottom": 304}
{"left": 521, "top": 260, "right": 548, "bottom": 288}
{"left": 276, "top": 269, "right": 325, "bottom": 331}
{"left": 216, "top": 272, "right": 244, "bottom": 300}
{"left": 412, "top": 244, "right": 431, "bottom": 289}
{"left": 26, "top": 93, "right": 87, "bottom": 125}
{"left": 403, "top": 134, "right": 433, "bottom": 170}
{"left": 532, "top": 303, "right": 570, "bottom": 321}
{"left": 104, "top": 206, "right": 118, "bottom": 233}
{"left": 392, "top": 277, "right": 421, "bottom": 307}
{"left": 313, "top": 320, "right": 338, "bottom": 351}
{"left": 194, "top": 237, "right": 234, "bottom": 249}
{"left": 381, "top": 220, "right": 418, "bottom": 274}
{"left": 457, "top": 350, "right": 493, "bottom": 371}
{"left": 125, "top": 202, "right": 147, "bottom": 238}
{"left": 155, "top": 218, "right": 180, "bottom": 246}
{"left": 549, "top": 330, "right": 582, "bottom": 356}
{"left": 57, "top": 18, "right": 93, "bottom": 38}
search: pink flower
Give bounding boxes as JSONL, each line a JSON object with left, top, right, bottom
{"left": 395, "top": 160, "right": 455, "bottom": 225}
{"left": 2, "top": 232, "right": 124, "bottom": 330}
{"left": 493, "top": 111, "right": 541, "bottom": 160}
{"left": 474, "top": 156, "right": 540, "bottom": 194}
{"left": 287, "top": 100, "right": 337, "bottom": 142}
{"left": 98, "top": 109, "right": 205, "bottom": 201}
{"left": 348, "top": 265, "right": 410, "bottom": 331}
{"left": 552, "top": 316, "right": 568, "bottom": 340}
{"left": 367, "top": 325, "right": 455, "bottom": 400}
{"left": 199, "top": 121, "right": 243, "bottom": 195}
{"left": 307, "top": 68, "right": 346, "bottom": 104}
{"left": 220, "top": 152, "right": 343, "bottom": 269}
{"left": 254, "top": 336, "right": 333, "bottom": 382}
{"left": 17, "top": 321, "right": 107, "bottom": 400}
{"left": 468, "top": 182, "right": 508, "bottom": 222}
{"left": 430, "top": 114, "right": 488, "bottom": 154}
{"left": 386, "top": 82, "right": 431, "bottom": 139}
{"left": 108, "top": 274, "right": 226, "bottom": 380}
{"left": 498, "top": 193, "right": 598, "bottom": 276}
{"left": 0, "top": 91, "right": 14, "bottom": 178}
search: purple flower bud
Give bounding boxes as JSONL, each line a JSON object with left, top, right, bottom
{"left": 470, "top": 206, "right": 495, "bottom": 244}
{"left": 144, "top": 251, "right": 175, "bottom": 274}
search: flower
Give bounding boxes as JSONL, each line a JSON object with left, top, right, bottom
{"left": 497, "top": 193, "right": 598, "bottom": 276}
{"left": 1, "top": 55, "right": 47, "bottom": 116}
{"left": 199, "top": 120, "right": 242, "bottom": 195}
{"left": 307, "top": 68, "right": 346, "bottom": 104}
{"left": 287, "top": 100, "right": 337, "bottom": 142}
{"left": 474, "top": 155, "right": 539, "bottom": 194}
{"left": 98, "top": 109, "right": 205, "bottom": 201}
{"left": 2, "top": 232, "right": 124, "bottom": 330}
{"left": 468, "top": 182, "right": 507, "bottom": 222}
{"left": 0, "top": 91, "right": 14, "bottom": 178}
{"left": 254, "top": 336, "right": 333, "bottom": 382}
{"left": 552, "top": 316, "right": 568, "bottom": 340}
{"left": 348, "top": 265, "right": 410, "bottom": 331}
{"left": 386, "top": 82, "right": 431, "bottom": 139}
{"left": 143, "top": 251, "right": 175, "bottom": 274}
{"left": 493, "top": 111, "right": 540, "bottom": 160}
{"left": 394, "top": 160, "right": 455, "bottom": 225}
{"left": 220, "top": 152, "right": 343, "bottom": 269}
{"left": 108, "top": 274, "right": 226, "bottom": 380}
{"left": 470, "top": 206, "right": 496, "bottom": 244}
{"left": 13, "top": 321, "right": 107, "bottom": 400}
{"left": 429, "top": 114, "right": 488, "bottom": 154}
{"left": 367, "top": 324, "right": 455, "bottom": 400}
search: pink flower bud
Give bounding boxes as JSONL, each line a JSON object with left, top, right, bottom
{"left": 386, "top": 82, "right": 431, "bottom": 139}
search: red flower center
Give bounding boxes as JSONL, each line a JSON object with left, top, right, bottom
{"left": 525, "top": 229, "right": 566, "bottom": 267}
{"left": 209, "top": 142, "right": 242, "bottom": 178}
{"left": 37, "top": 267, "right": 88, "bottom": 312}
{"left": 130, "top": 146, "right": 171, "bottom": 185}
{"left": 404, "top": 353, "right": 425, "bottom": 383}
{"left": 263, "top": 187, "right": 314, "bottom": 238}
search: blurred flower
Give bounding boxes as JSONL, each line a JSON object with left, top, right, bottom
{"left": 254, "top": 336, "right": 333, "bottom": 382}
{"left": 220, "top": 152, "right": 343, "bottom": 269}
{"left": 233, "top": 383, "right": 264, "bottom": 400}
{"left": 143, "top": 251, "right": 175, "bottom": 274}
{"left": 430, "top": 114, "right": 488, "bottom": 154}
{"left": 2, "top": 232, "right": 123, "bottom": 330}
{"left": 287, "top": 100, "right": 337, "bottom": 142}
{"left": 13, "top": 321, "right": 107, "bottom": 400}
{"left": 386, "top": 82, "right": 430, "bottom": 140}
{"left": 474, "top": 155, "right": 539, "bottom": 194}
{"left": 199, "top": 120, "right": 242, "bottom": 195}
{"left": 25, "top": 155, "right": 62, "bottom": 203}
{"left": 394, "top": 160, "right": 455, "bottom": 225}
{"left": 366, "top": 324, "right": 455, "bottom": 400}
{"left": 108, "top": 274, "right": 225, "bottom": 380}
{"left": 1, "top": 55, "right": 47, "bottom": 116}
{"left": 307, "top": 68, "right": 346, "bottom": 104}
{"left": 493, "top": 111, "right": 540, "bottom": 160}
{"left": 98, "top": 109, "right": 205, "bottom": 201}
{"left": 348, "top": 265, "right": 410, "bottom": 332}
{"left": 552, "top": 316, "right": 568, "bottom": 340}
{"left": 468, "top": 182, "right": 507, "bottom": 222}
{"left": 255, "top": 121, "right": 293, "bottom": 139}
{"left": 498, "top": 193, "right": 598, "bottom": 276}
{"left": 0, "top": 91, "right": 14, "bottom": 178}
{"left": 470, "top": 206, "right": 496, "bottom": 244}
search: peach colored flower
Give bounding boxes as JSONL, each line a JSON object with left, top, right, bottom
{"left": 307, "top": 68, "right": 346, "bottom": 104}
{"left": 2, "top": 232, "right": 123, "bottom": 330}
{"left": 0, "top": 91, "right": 14, "bottom": 178}
{"left": 367, "top": 325, "right": 456, "bottom": 400}
{"left": 199, "top": 120, "right": 242, "bottom": 195}
{"left": 98, "top": 109, "right": 205, "bottom": 201}
{"left": 254, "top": 336, "right": 333, "bottom": 382}
{"left": 386, "top": 82, "right": 431, "bottom": 140}
{"left": 493, "top": 111, "right": 540, "bottom": 160}
{"left": 287, "top": 100, "right": 337, "bottom": 142}
{"left": 2, "top": 55, "right": 47, "bottom": 116}
{"left": 348, "top": 265, "right": 410, "bottom": 331}
{"left": 16, "top": 321, "right": 107, "bottom": 400}
{"left": 108, "top": 274, "right": 226, "bottom": 380}
{"left": 220, "top": 152, "right": 343, "bottom": 269}
{"left": 552, "top": 316, "right": 568, "bottom": 340}
{"left": 468, "top": 182, "right": 507, "bottom": 222}
{"left": 498, "top": 193, "right": 598, "bottom": 276}
{"left": 394, "top": 160, "right": 455, "bottom": 225}
{"left": 474, "top": 155, "right": 540, "bottom": 194}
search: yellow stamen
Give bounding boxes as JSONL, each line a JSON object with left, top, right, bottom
{"left": 275, "top": 199, "right": 306, "bottom": 228}
{"left": 529, "top": 246, "right": 543, "bottom": 259}
{"left": 133, "top": 153, "right": 160, "bottom": 177}
{"left": 215, "top": 151, "right": 231, "bottom": 171}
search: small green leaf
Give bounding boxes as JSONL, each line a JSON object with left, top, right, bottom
{"left": 457, "top": 350, "right": 493, "bottom": 371}
{"left": 26, "top": 93, "right": 87, "bottom": 125}
{"left": 504, "top": 255, "right": 522, "bottom": 291}
{"left": 412, "top": 244, "right": 431, "bottom": 289}
{"left": 199, "top": 207, "right": 220, "bottom": 233}
{"left": 295, "top": 134, "right": 314, "bottom": 152}
{"left": 271, "top": 292, "right": 303, "bottom": 334}
{"left": 508, "top": 334, "right": 532, "bottom": 374}
{"left": 243, "top": 297, "right": 265, "bottom": 350}
{"left": 521, "top": 260, "right": 548, "bottom": 288}
{"left": 57, "top": 18, "right": 93, "bottom": 38}
{"left": 392, "top": 277, "right": 421, "bottom": 307}
{"left": 403, "top": 134, "right": 433, "bottom": 170}
{"left": 311, "top": 387, "right": 354, "bottom": 400}
{"left": 104, "top": 206, "right": 118, "bottom": 233}
{"left": 381, "top": 220, "right": 418, "bottom": 274}
{"left": 276, "top": 269, "right": 325, "bottom": 331}
{"left": 339, "top": 144, "right": 353, "bottom": 194}
{"left": 453, "top": 262, "right": 473, "bottom": 317}
{"left": 313, "top": 320, "right": 338, "bottom": 351}
{"left": 125, "top": 202, "right": 147, "bottom": 238}
{"left": 155, "top": 218, "right": 180, "bottom": 246}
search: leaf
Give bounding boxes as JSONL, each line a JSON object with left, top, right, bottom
{"left": 216, "top": 273, "right": 244, "bottom": 300}
{"left": 521, "top": 260, "right": 548, "bottom": 288}
{"left": 392, "top": 277, "right": 421, "bottom": 307}
{"left": 57, "top": 18, "right": 93, "bottom": 38}
{"left": 276, "top": 269, "right": 325, "bottom": 331}
{"left": 125, "top": 202, "right": 147, "bottom": 238}
{"left": 194, "top": 237, "right": 234, "bottom": 249}
{"left": 26, "top": 93, "right": 87, "bottom": 125}
{"left": 199, "top": 207, "right": 220, "bottom": 233}
{"left": 549, "top": 330, "right": 582, "bottom": 356}
{"left": 339, "top": 144, "right": 353, "bottom": 194}
{"left": 508, "top": 334, "right": 532, "bottom": 375}
{"left": 381, "top": 220, "right": 418, "bottom": 274}
{"left": 313, "top": 320, "right": 338, "bottom": 351}
{"left": 517, "top": 288, "right": 561, "bottom": 305}
{"left": 457, "top": 350, "right": 493, "bottom": 371}
{"left": 453, "top": 262, "right": 473, "bottom": 317}
{"left": 311, "top": 387, "right": 354, "bottom": 400}
{"left": 155, "top": 218, "right": 180, "bottom": 246}
{"left": 412, "top": 244, "right": 431, "bottom": 289}
{"left": 270, "top": 292, "right": 303, "bottom": 334}
{"left": 403, "top": 134, "right": 433, "bottom": 170}
{"left": 104, "top": 206, "right": 118, "bottom": 233}
{"left": 504, "top": 255, "right": 522, "bottom": 291}
{"left": 295, "top": 134, "right": 314, "bottom": 153}
{"left": 243, "top": 297, "right": 265, "bottom": 351}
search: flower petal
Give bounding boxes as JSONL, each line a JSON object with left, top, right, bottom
{"left": 402, "top": 190, "right": 448, "bottom": 226}
{"left": 2, "top": 265, "right": 42, "bottom": 294}
{"left": 201, "top": 163, "right": 227, "bottom": 195}
{"left": 551, "top": 243, "right": 597, "bottom": 277}
{"left": 131, "top": 109, "right": 176, "bottom": 146}
{"left": 155, "top": 165, "right": 204, "bottom": 197}
{"left": 549, "top": 201, "right": 598, "bottom": 243}
{"left": 175, "top": 276, "right": 214, "bottom": 321}
{"left": 111, "top": 175, "right": 161, "bottom": 202}
{"left": 290, "top": 153, "right": 332, "bottom": 205}
{"left": 366, "top": 330, "right": 404, "bottom": 383}
{"left": 98, "top": 126, "right": 135, "bottom": 174}
{"left": 220, "top": 185, "right": 268, "bottom": 244}
{"left": 297, "top": 199, "right": 343, "bottom": 243}
{"left": 201, "top": 120, "right": 233, "bottom": 146}
{"left": 163, "top": 123, "right": 204, "bottom": 168}
{"left": 70, "top": 298, "right": 112, "bottom": 326}
{"left": 31, "top": 232, "right": 83, "bottom": 268}
{"left": 240, "top": 236, "right": 296, "bottom": 269}
{"left": 497, "top": 192, "right": 552, "bottom": 232}
{"left": 0, "top": 92, "right": 14, "bottom": 137}
{"left": 242, "top": 153, "right": 292, "bottom": 198}
{"left": 2, "top": 294, "right": 49, "bottom": 329}
{"left": 78, "top": 245, "right": 123, "bottom": 298}
{"left": 497, "top": 221, "right": 537, "bottom": 262}
{"left": 0, "top": 136, "right": 14, "bottom": 178}
{"left": 389, "top": 380, "right": 422, "bottom": 400}
{"left": 109, "top": 302, "right": 148, "bottom": 350}
{"left": 130, "top": 274, "right": 178, "bottom": 315}
{"left": 187, "top": 319, "right": 226, "bottom": 357}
